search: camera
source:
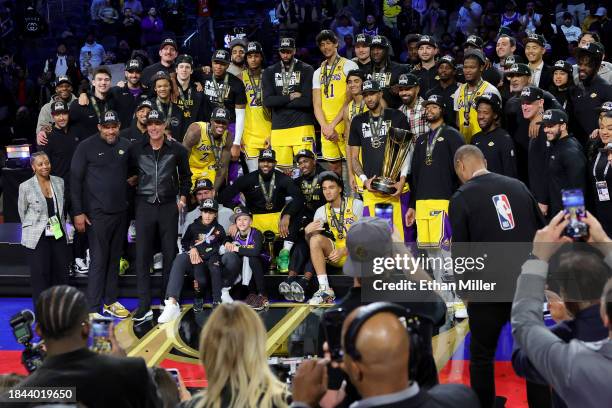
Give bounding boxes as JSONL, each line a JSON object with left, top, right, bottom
{"left": 10, "top": 310, "right": 45, "bottom": 373}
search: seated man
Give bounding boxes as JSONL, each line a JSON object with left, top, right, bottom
{"left": 183, "top": 178, "right": 233, "bottom": 233}
{"left": 219, "top": 148, "right": 304, "bottom": 273}
{"left": 304, "top": 171, "right": 363, "bottom": 305}
{"left": 220, "top": 206, "right": 268, "bottom": 310}
{"left": 158, "top": 199, "right": 227, "bottom": 323}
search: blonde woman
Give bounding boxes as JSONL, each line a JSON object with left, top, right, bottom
{"left": 181, "top": 303, "right": 289, "bottom": 408}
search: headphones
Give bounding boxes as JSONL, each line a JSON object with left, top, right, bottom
{"left": 344, "top": 302, "right": 422, "bottom": 379}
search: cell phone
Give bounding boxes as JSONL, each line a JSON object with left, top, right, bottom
{"left": 90, "top": 317, "right": 113, "bottom": 353}
{"left": 321, "top": 308, "right": 346, "bottom": 362}
{"left": 375, "top": 203, "right": 394, "bottom": 231}
{"left": 562, "top": 189, "right": 588, "bottom": 239}
{"left": 166, "top": 368, "right": 181, "bottom": 387}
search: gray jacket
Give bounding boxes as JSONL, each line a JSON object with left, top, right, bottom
{"left": 36, "top": 94, "right": 77, "bottom": 133}
{"left": 18, "top": 175, "right": 69, "bottom": 249}
{"left": 512, "top": 258, "right": 612, "bottom": 408}
{"left": 573, "top": 60, "right": 612, "bottom": 85}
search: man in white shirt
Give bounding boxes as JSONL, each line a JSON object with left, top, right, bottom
{"left": 456, "top": 0, "right": 482, "bottom": 35}
{"left": 520, "top": 2, "right": 541, "bottom": 33}
{"left": 79, "top": 33, "right": 106, "bottom": 77}
{"left": 560, "top": 12, "right": 582, "bottom": 43}
{"left": 524, "top": 33, "right": 552, "bottom": 90}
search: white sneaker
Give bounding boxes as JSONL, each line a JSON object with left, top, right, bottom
{"left": 128, "top": 220, "right": 136, "bottom": 241}
{"left": 158, "top": 300, "right": 181, "bottom": 323}
{"left": 153, "top": 252, "right": 163, "bottom": 270}
{"left": 74, "top": 258, "right": 89, "bottom": 274}
{"left": 221, "top": 287, "right": 234, "bottom": 304}
{"left": 308, "top": 287, "right": 335, "bottom": 305}
{"left": 453, "top": 301, "right": 468, "bottom": 319}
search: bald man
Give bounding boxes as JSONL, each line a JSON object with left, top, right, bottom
{"left": 449, "top": 145, "right": 545, "bottom": 407}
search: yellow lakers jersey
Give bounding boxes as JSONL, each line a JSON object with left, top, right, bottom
{"left": 320, "top": 57, "right": 350, "bottom": 135}
{"left": 348, "top": 99, "right": 368, "bottom": 122}
{"left": 325, "top": 197, "right": 357, "bottom": 242}
{"left": 456, "top": 82, "right": 490, "bottom": 143}
{"left": 189, "top": 122, "right": 227, "bottom": 176}
{"left": 241, "top": 70, "right": 272, "bottom": 143}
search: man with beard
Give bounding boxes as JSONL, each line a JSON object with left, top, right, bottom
{"left": 453, "top": 49, "right": 501, "bottom": 143}
{"left": 348, "top": 80, "right": 411, "bottom": 241}
{"left": 202, "top": 49, "right": 247, "bottom": 161}
{"left": 183, "top": 107, "right": 233, "bottom": 190}
{"left": 183, "top": 178, "right": 232, "bottom": 232}
{"left": 70, "top": 110, "right": 131, "bottom": 318}
{"left": 404, "top": 34, "right": 421, "bottom": 66}
{"left": 174, "top": 54, "right": 205, "bottom": 132}
{"left": 343, "top": 69, "right": 368, "bottom": 194}
{"left": 128, "top": 109, "right": 191, "bottom": 321}
{"left": 37, "top": 75, "right": 76, "bottom": 137}
{"left": 426, "top": 55, "right": 459, "bottom": 128}
{"left": 463, "top": 35, "right": 502, "bottom": 87}
{"left": 241, "top": 42, "right": 272, "bottom": 172}
{"left": 70, "top": 67, "right": 115, "bottom": 139}
{"left": 471, "top": 93, "right": 517, "bottom": 178}
{"left": 149, "top": 71, "right": 184, "bottom": 141}
{"left": 313, "top": 30, "right": 359, "bottom": 176}
{"left": 572, "top": 33, "right": 612, "bottom": 85}
{"left": 412, "top": 35, "right": 438, "bottom": 97}
{"left": 119, "top": 99, "right": 152, "bottom": 143}
{"left": 110, "top": 59, "right": 149, "bottom": 129}
{"left": 523, "top": 33, "right": 553, "bottom": 90}
{"left": 570, "top": 42, "right": 612, "bottom": 145}
{"left": 369, "top": 35, "right": 411, "bottom": 109}
{"left": 352, "top": 34, "right": 372, "bottom": 73}
{"left": 262, "top": 38, "right": 315, "bottom": 173}
{"left": 278, "top": 149, "right": 327, "bottom": 302}
{"left": 219, "top": 148, "right": 304, "bottom": 273}
{"left": 141, "top": 38, "right": 178, "bottom": 87}
{"left": 227, "top": 39, "right": 246, "bottom": 77}
{"left": 398, "top": 73, "right": 427, "bottom": 141}
{"left": 540, "top": 109, "right": 587, "bottom": 215}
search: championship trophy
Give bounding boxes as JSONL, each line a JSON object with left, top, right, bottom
{"left": 371, "top": 127, "right": 414, "bottom": 194}
{"left": 263, "top": 230, "right": 277, "bottom": 273}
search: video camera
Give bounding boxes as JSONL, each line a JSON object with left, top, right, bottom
{"left": 10, "top": 310, "right": 45, "bottom": 373}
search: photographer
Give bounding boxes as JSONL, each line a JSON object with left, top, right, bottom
{"left": 511, "top": 211, "right": 612, "bottom": 408}
{"left": 2, "top": 285, "right": 162, "bottom": 408}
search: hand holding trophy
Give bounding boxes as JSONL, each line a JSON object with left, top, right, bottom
{"left": 371, "top": 127, "right": 413, "bottom": 195}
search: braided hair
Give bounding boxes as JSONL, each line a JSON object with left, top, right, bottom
{"left": 35, "top": 285, "right": 88, "bottom": 340}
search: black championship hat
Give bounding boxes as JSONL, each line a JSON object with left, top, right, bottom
{"left": 295, "top": 149, "right": 316, "bottom": 161}
{"left": 422, "top": 94, "right": 446, "bottom": 111}
{"left": 524, "top": 33, "right": 545, "bottom": 47}
{"left": 362, "top": 79, "right": 381, "bottom": 93}
{"left": 212, "top": 49, "right": 231, "bottom": 64}
{"left": 100, "top": 110, "right": 120, "bottom": 125}
{"left": 397, "top": 73, "right": 419, "bottom": 88}
{"left": 505, "top": 63, "right": 531, "bottom": 77}
{"left": 159, "top": 38, "right": 178, "bottom": 50}
{"left": 599, "top": 101, "right": 612, "bottom": 113}
{"left": 230, "top": 205, "right": 253, "bottom": 223}
{"left": 136, "top": 99, "right": 153, "bottom": 111}
{"left": 199, "top": 198, "right": 219, "bottom": 212}
{"left": 176, "top": 54, "right": 194, "bottom": 66}
{"left": 126, "top": 58, "right": 143, "bottom": 72}
{"left": 537, "top": 109, "right": 569, "bottom": 125}
{"left": 520, "top": 86, "right": 544, "bottom": 103}
{"left": 576, "top": 42, "right": 605, "bottom": 59}
{"left": 193, "top": 178, "right": 214, "bottom": 193}
{"left": 145, "top": 109, "right": 166, "bottom": 124}
{"left": 370, "top": 35, "right": 388, "bottom": 48}
{"left": 552, "top": 60, "right": 573, "bottom": 75}
{"left": 475, "top": 93, "right": 503, "bottom": 115}
{"left": 51, "top": 100, "right": 69, "bottom": 115}
{"left": 355, "top": 33, "right": 370, "bottom": 45}
{"left": 279, "top": 37, "right": 296, "bottom": 50}
{"left": 210, "top": 106, "right": 230, "bottom": 123}
{"left": 437, "top": 55, "right": 456, "bottom": 69}
{"left": 259, "top": 148, "right": 276, "bottom": 161}
{"left": 463, "top": 35, "right": 484, "bottom": 49}
{"left": 416, "top": 35, "right": 437, "bottom": 48}
{"left": 246, "top": 41, "right": 264, "bottom": 55}
{"left": 54, "top": 75, "right": 72, "bottom": 87}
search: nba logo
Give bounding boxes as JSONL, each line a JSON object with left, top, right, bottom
{"left": 492, "top": 194, "right": 515, "bottom": 230}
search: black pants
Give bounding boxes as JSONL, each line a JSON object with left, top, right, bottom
{"left": 468, "top": 302, "right": 512, "bottom": 408}
{"left": 166, "top": 252, "right": 223, "bottom": 302}
{"left": 222, "top": 252, "right": 266, "bottom": 296}
{"left": 86, "top": 211, "right": 127, "bottom": 312}
{"left": 27, "top": 233, "right": 70, "bottom": 303}
{"left": 135, "top": 199, "right": 178, "bottom": 309}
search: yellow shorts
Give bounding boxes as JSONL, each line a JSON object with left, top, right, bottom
{"left": 415, "top": 199, "right": 450, "bottom": 249}
{"left": 362, "top": 188, "right": 409, "bottom": 242}
{"left": 190, "top": 167, "right": 216, "bottom": 189}
{"left": 321, "top": 135, "right": 347, "bottom": 161}
{"left": 271, "top": 125, "right": 315, "bottom": 167}
{"left": 243, "top": 131, "right": 269, "bottom": 159}
{"left": 328, "top": 238, "right": 347, "bottom": 267}
{"left": 252, "top": 212, "right": 282, "bottom": 235}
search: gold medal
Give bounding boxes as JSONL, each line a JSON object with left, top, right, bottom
{"left": 338, "top": 233, "right": 344, "bottom": 240}
{"left": 265, "top": 202, "right": 273, "bottom": 210}
{"left": 425, "top": 157, "right": 433, "bottom": 166}
{"left": 184, "top": 111, "right": 191, "bottom": 118}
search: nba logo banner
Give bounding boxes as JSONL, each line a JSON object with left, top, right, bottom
{"left": 492, "top": 194, "right": 515, "bottom": 230}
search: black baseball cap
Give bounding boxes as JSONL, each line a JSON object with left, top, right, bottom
{"left": 362, "top": 80, "right": 381, "bottom": 93}
{"left": 537, "top": 109, "right": 568, "bottom": 125}
{"left": 505, "top": 63, "right": 531, "bottom": 77}
{"left": 230, "top": 205, "right": 252, "bottom": 223}
{"left": 279, "top": 37, "right": 296, "bottom": 50}
{"left": 355, "top": 33, "right": 370, "bottom": 45}
{"left": 437, "top": 55, "right": 456, "bottom": 69}
{"left": 229, "top": 38, "right": 247, "bottom": 51}
{"left": 151, "top": 71, "right": 171, "bottom": 83}
{"left": 422, "top": 94, "right": 446, "bottom": 111}
{"left": 397, "top": 73, "right": 419, "bottom": 88}
{"left": 145, "top": 109, "right": 166, "bottom": 124}
{"left": 176, "top": 54, "right": 194, "bottom": 67}
{"left": 464, "top": 49, "right": 486, "bottom": 65}
{"left": 503, "top": 55, "right": 517, "bottom": 68}
{"left": 54, "top": 75, "right": 72, "bottom": 87}
{"left": 463, "top": 35, "right": 484, "bottom": 49}
{"left": 599, "top": 101, "right": 612, "bottom": 113}
{"left": 259, "top": 148, "right": 276, "bottom": 162}
{"left": 416, "top": 35, "right": 437, "bottom": 48}
{"left": 199, "top": 198, "right": 219, "bottom": 212}
{"left": 210, "top": 107, "right": 229, "bottom": 123}
{"left": 552, "top": 60, "right": 573, "bottom": 75}
{"left": 246, "top": 41, "right": 264, "bottom": 55}
{"left": 126, "top": 59, "right": 143, "bottom": 72}
{"left": 524, "top": 33, "right": 545, "bottom": 47}
{"left": 475, "top": 93, "right": 502, "bottom": 114}
{"left": 51, "top": 100, "right": 69, "bottom": 114}
{"left": 576, "top": 42, "right": 605, "bottom": 59}
{"left": 295, "top": 149, "right": 316, "bottom": 161}
{"left": 212, "top": 49, "right": 231, "bottom": 64}
{"left": 136, "top": 99, "right": 153, "bottom": 111}
{"left": 520, "top": 86, "right": 544, "bottom": 103}
{"left": 99, "top": 110, "right": 120, "bottom": 125}
{"left": 159, "top": 38, "right": 178, "bottom": 51}
{"left": 370, "top": 35, "right": 388, "bottom": 48}
{"left": 193, "top": 178, "right": 214, "bottom": 193}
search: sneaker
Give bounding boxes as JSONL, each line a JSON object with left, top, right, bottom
{"left": 308, "top": 287, "right": 335, "bottom": 305}
{"left": 128, "top": 220, "right": 136, "bottom": 241}
{"left": 89, "top": 312, "right": 104, "bottom": 320}
{"left": 158, "top": 300, "right": 181, "bottom": 323}
{"left": 247, "top": 294, "right": 268, "bottom": 311}
{"left": 277, "top": 248, "right": 290, "bottom": 273}
{"left": 119, "top": 257, "right": 129, "bottom": 275}
{"left": 103, "top": 302, "right": 130, "bottom": 319}
{"left": 278, "top": 280, "right": 294, "bottom": 301}
{"left": 290, "top": 279, "right": 308, "bottom": 303}
{"left": 221, "top": 287, "right": 234, "bottom": 304}
{"left": 153, "top": 252, "right": 163, "bottom": 270}
{"left": 193, "top": 297, "right": 204, "bottom": 313}
{"left": 132, "top": 307, "right": 153, "bottom": 322}
{"left": 74, "top": 258, "right": 89, "bottom": 274}
{"left": 453, "top": 301, "right": 468, "bottom": 319}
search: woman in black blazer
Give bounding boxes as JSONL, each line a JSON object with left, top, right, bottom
{"left": 589, "top": 111, "right": 612, "bottom": 236}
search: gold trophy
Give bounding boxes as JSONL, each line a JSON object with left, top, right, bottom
{"left": 263, "top": 230, "right": 277, "bottom": 274}
{"left": 371, "top": 127, "right": 413, "bottom": 194}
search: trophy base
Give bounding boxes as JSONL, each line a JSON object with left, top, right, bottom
{"left": 371, "top": 177, "right": 397, "bottom": 195}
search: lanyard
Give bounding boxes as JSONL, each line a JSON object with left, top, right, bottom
{"left": 212, "top": 74, "right": 229, "bottom": 105}
{"left": 206, "top": 125, "right": 224, "bottom": 168}
{"left": 328, "top": 198, "right": 347, "bottom": 239}
{"left": 155, "top": 98, "right": 173, "bottom": 127}
{"left": 90, "top": 96, "right": 106, "bottom": 121}
{"left": 425, "top": 126, "right": 444, "bottom": 165}
{"left": 368, "top": 110, "right": 385, "bottom": 149}
{"left": 234, "top": 228, "right": 253, "bottom": 246}
{"left": 462, "top": 80, "right": 485, "bottom": 126}
{"left": 177, "top": 83, "right": 192, "bottom": 106}
{"left": 247, "top": 69, "right": 262, "bottom": 105}
{"left": 322, "top": 56, "right": 340, "bottom": 97}
{"left": 259, "top": 172, "right": 276, "bottom": 210}
{"left": 350, "top": 100, "right": 365, "bottom": 119}
{"left": 281, "top": 59, "right": 295, "bottom": 95}
{"left": 593, "top": 152, "right": 611, "bottom": 181}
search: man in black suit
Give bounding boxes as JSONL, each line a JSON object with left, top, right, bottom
{"left": 1, "top": 285, "right": 161, "bottom": 408}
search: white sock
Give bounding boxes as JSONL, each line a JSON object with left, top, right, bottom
{"left": 283, "top": 241, "right": 294, "bottom": 251}
{"left": 317, "top": 274, "right": 329, "bottom": 289}
{"left": 246, "top": 157, "right": 258, "bottom": 172}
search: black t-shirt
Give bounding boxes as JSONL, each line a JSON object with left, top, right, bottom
{"left": 141, "top": 62, "right": 175, "bottom": 88}
{"left": 348, "top": 108, "right": 409, "bottom": 179}
{"left": 201, "top": 73, "right": 246, "bottom": 122}
{"left": 410, "top": 125, "right": 464, "bottom": 207}
{"left": 527, "top": 128, "right": 550, "bottom": 205}
{"left": 119, "top": 125, "right": 148, "bottom": 144}
{"left": 69, "top": 95, "right": 115, "bottom": 140}
{"left": 548, "top": 136, "right": 587, "bottom": 215}
{"left": 109, "top": 84, "right": 149, "bottom": 129}
{"left": 41, "top": 126, "right": 80, "bottom": 182}
{"left": 471, "top": 127, "right": 517, "bottom": 178}
{"left": 176, "top": 80, "right": 206, "bottom": 128}
{"left": 294, "top": 165, "right": 327, "bottom": 214}
{"left": 412, "top": 63, "right": 438, "bottom": 97}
